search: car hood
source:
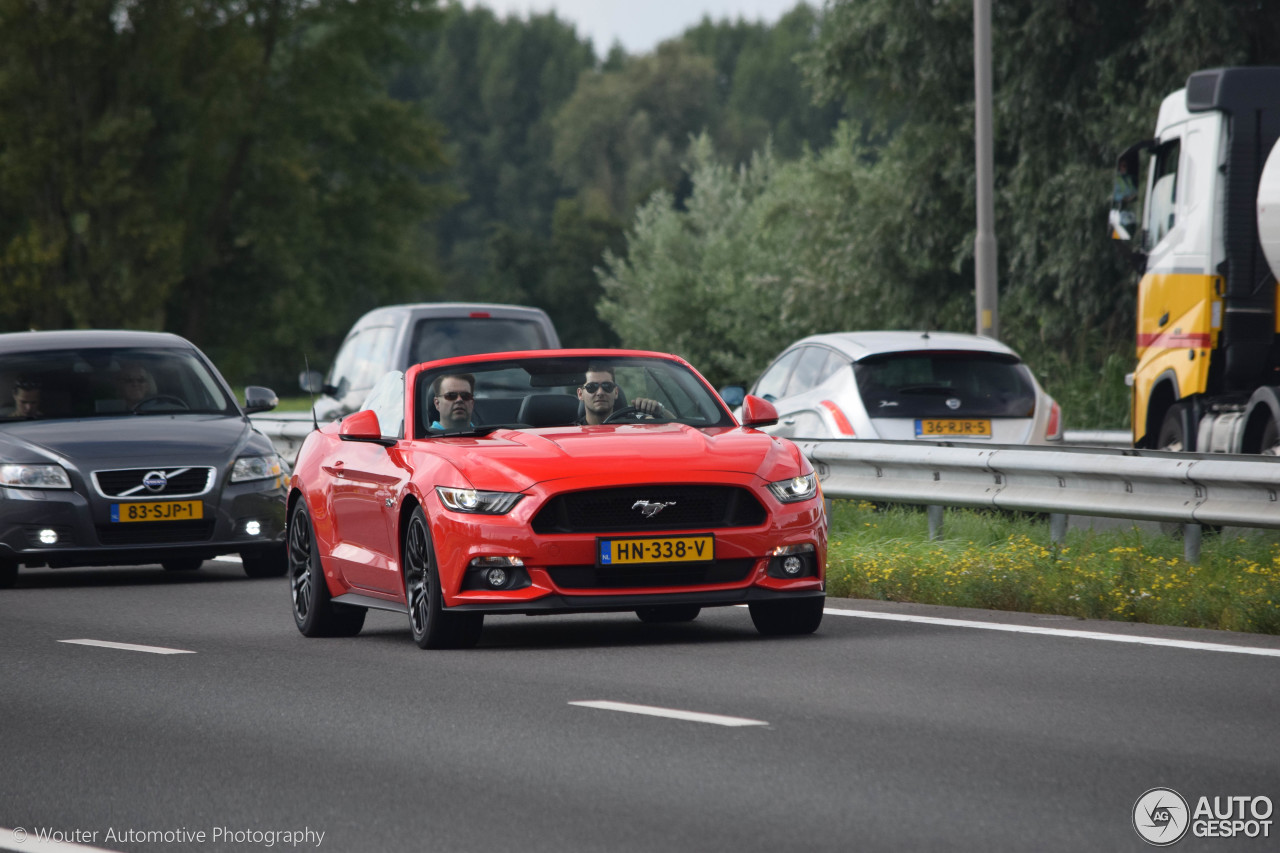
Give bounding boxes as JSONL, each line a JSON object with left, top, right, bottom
{"left": 426, "top": 424, "right": 807, "bottom": 491}
{"left": 0, "top": 415, "right": 258, "bottom": 467}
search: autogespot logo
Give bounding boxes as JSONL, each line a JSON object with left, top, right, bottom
{"left": 1134, "top": 787, "right": 1191, "bottom": 846}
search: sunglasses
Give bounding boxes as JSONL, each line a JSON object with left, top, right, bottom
{"left": 581, "top": 381, "right": 617, "bottom": 393}
{"left": 438, "top": 390, "right": 474, "bottom": 402}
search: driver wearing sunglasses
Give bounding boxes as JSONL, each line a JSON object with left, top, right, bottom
{"left": 576, "top": 365, "right": 665, "bottom": 425}
{"left": 430, "top": 373, "right": 476, "bottom": 432}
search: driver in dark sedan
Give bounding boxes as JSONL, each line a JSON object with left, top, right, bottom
{"left": 115, "top": 363, "right": 157, "bottom": 408}
{"left": 575, "top": 365, "right": 665, "bottom": 425}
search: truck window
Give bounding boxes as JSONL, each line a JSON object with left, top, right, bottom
{"left": 410, "top": 317, "right": 551, "bottom": 364}
{"left": 1146, "top": 138, "right": 1180, "bottom": 249}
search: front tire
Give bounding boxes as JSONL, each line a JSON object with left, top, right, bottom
{"left": 404, "top": 507, "right": 483, "bottom": 649}
{"left": 748, "top": 597, "right": 824, "bottom": 636}
{"left": 0, "top": 559, "right": 16, "bottom": 589}
{"left": 289, "top": 500, "right": 366, "bottom": 637}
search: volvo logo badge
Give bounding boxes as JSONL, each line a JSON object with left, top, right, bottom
{"left": 142, "top": 470, "right": 168, "bottom": 492}
{"left": 945, "top": 397, "right": 962, "bottom": 410}
{"left": 632, "top": 500, "right": 676, "bottom": 518}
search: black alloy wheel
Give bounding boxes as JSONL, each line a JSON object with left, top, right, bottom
{"left": 289, "top": 500, "right": 365, "bottom": 637}
{"left": 404, "top": 507, "right": 483, "bottom": 650}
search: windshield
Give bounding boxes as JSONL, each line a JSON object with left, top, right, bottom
{"left": 854, "top": 351, "right": 1036, "bottom": 418}
{"left": 0, "top": 347, "right": 236, "bottom": 421}
{"left": 414, "top": 355, "right": 733, "bottom": 437}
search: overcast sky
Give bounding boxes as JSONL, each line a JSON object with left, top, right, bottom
{"left": 461, "top": 0, "right": 804, "bottom": 55}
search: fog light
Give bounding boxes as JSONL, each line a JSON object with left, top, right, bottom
{"left": 766, "top": 543, "right": 817, "bottom": 579}
{"left": 485, "top": 567, "right": 508, "bottom": 588}
{"left": 39, "top": 528, "right": 58, "bottom": 545}
{"left": 462, "top": 556, "right": 531, "bottom": 592}
{"left": 244, "top": 520, "right": 262, "bottom": 536}
{"left": 782, "top": 555, "right": 802, "bottom": 575}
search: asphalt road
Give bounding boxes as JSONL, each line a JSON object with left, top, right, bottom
{"left": 2, "top": 560, "right": 1278, "bottom": 853}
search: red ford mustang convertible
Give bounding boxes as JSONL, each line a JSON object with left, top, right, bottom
{"left": 288, "top": 350, "right": 827, "bottom": 648}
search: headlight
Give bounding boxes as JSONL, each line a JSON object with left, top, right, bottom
{"left": 436, "top": 487, "right": 523, "bottom": 514}
{"left": 231, "top": 454, "right": 283, "bottom": 483}
{"left": 767, "top": 472, "right": 818, "bottom": 503}
{"left": 0, "top": 463, "right": 72, "bottom": 489}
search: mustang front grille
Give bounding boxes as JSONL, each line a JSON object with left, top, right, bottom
{"left": 547, "top": 558, "right": 756, "bottom": 589}
{"left": 531, "top": 485, "right": 766, "bottom": 534}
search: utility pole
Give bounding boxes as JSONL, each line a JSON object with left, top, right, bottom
{"left": 973, "top": 0, "right": 998, "bottom": 339}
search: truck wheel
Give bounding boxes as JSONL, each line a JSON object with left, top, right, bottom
{"left": 1156, "top": 404, "right": 1190, "bottom": 452}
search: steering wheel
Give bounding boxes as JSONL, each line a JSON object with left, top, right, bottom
{"left": 603, "top": 405, "right": 666, "bottom": 424}
{"left": 133, "top": 395, "right": 189, "bottom": 412}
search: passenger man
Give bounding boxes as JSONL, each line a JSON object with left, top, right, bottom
{"left": 431, "top": 373, "right": 476, "bottom": 432}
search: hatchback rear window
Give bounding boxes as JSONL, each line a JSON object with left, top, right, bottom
{"left": 854, "top": 351, "right": 1036, "bottom": 418}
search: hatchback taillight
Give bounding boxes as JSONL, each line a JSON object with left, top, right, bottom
{"left": 1045, "top": 401, "right": 1062, "bottom": 440}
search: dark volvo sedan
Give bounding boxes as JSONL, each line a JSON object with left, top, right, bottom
{"left": 0, "top": 330, "right": 287, "bottom": 587}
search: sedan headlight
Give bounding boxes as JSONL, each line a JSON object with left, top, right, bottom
{"left": 767, "top": 473, "right": 818, "bottom": 503}
{"left": 436, "top": 487, "right": 523, "bottom": 515}
{"left": 0, "top": 463, "right": 72, "bottom": 489}
{"left": 230, "top": 454, "right": 283, "bottom": 483}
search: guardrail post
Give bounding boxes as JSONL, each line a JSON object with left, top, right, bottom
{"left": 1049, "top": 513, "right": 1068, "bottom": 545}
{"left": 927, "top": 505, "right": 944, "bottom": 540}
{"left": 1183, "top": 524, "right": 1202, "bottom": 564}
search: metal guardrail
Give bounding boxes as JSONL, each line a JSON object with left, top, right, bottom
{"left": 795, "top": 438, "right": 1280, "bottom": 561}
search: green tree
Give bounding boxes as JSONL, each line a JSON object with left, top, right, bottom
{"left": 0, "top": 0, "right": 450, "bottom": 388}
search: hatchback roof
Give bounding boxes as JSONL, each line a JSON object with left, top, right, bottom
{"left": 795, "top": 331, "right": 1020, "bottom": 362}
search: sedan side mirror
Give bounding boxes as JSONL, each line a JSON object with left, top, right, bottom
{"left": 243, "top": 385, "right": 279, "bottom": 415}
{"left": 739, "top": 394, "right": 778, "bottom": 428}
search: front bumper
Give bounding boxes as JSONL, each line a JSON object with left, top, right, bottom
{"left": 0, "top": 481, "right": 286, "bottom": 568}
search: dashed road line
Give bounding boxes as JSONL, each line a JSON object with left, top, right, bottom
{"left": 58, "top": 639, "right": 195, "bottom": 655}
{"left": 570, "top": 700, "right": 768, "bottom": 726}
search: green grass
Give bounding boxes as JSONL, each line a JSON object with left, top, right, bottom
{"left": 826, "top": 500, "right": 1280, "bottom": 634}
{"left": 270, "top": 396, "right": 316, "bottom": 413}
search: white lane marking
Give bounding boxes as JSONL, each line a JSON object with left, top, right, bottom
{"left": 1, "top": 828, "right": 121, "bottom": 853}
{"left": 570, "top": 700, "right": 768, "bottom": 727}
{"left": 825, "top": 608, "right": 1280, "bottom": 658}
{"left": 59, "top": 639, "right": 195, "bottom": 655}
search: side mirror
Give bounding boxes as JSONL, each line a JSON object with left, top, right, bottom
{"left": 719, "top": 385, "right": 746, "bottom": 408}
{"left": 338, "top": 408, "right": 385, "bottom": 442}
{"left": 243, "top": 385, "right": 278, "bottom": 414}
{"left": 740, "top": 394, "right": 778, "bottom": 428}
{"left": 299, "top": 370, "right": 325, "bottom": 394}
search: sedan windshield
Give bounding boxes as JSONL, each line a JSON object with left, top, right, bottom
{"left": 415, "top": 355, "right": 733, "bottom": 436}
{"left": 0, "top": 347, "right": 236, "bottom": 421}
{"left": 854, "top": 351, "right": 1037, "bottom": 418}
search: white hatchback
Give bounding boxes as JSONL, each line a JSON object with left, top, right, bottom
{"left": 726, "top": 331, "right": 1062, "bottom": 444}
